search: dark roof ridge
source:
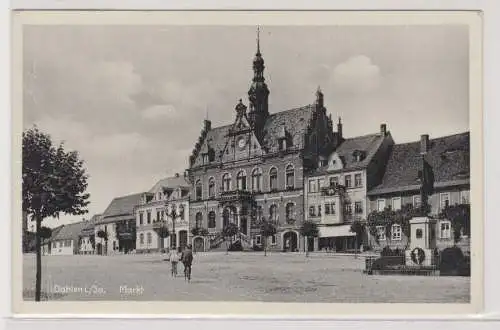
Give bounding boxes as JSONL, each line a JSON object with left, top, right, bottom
{"left": 206, "top": 104, "right": 315, "bottom": 130}
{"left": 342, "top": 132, "right": 383, "bottom": 141}
{"left": 394, "top": 131, "right": 469, "bottom": 146}
{"left": 110, "top": 192, "right": 146, "bottom": 200}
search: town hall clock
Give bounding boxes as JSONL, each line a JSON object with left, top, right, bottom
{"left": 237, "top": 137, "right": 247, "bottom": 150}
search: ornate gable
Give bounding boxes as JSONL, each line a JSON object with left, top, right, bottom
{"left": 220, "top": 99, "right": 264, "bottom": 162}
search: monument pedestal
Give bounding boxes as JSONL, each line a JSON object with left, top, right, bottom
{"left": 405, "top": 217, "right": 437, "bottom": 267}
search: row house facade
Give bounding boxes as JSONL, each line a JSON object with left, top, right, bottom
{"left": 367, "top": 132, "right": 470, "bottom": 252}
{"left": 186, "top": 37, "right": 339, "bottom": 252}
{"left": 304, "top": 124, "right": 394, "bottom": 252}
{"left": 135, "top": 174, "right": 191, "bottom": 253}
{"left": 95, "top": 193, "right": 143, "bottom": 255}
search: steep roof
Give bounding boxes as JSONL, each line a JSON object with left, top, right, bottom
{"left": 312, "top": 133, "right": 387, "bottom": 174}
{"left": 368, "top": 132, "right": 469, "bottom": 195}
{"left": 148, "top": 175, "right": 190, "bottom": 193}
{"left": 100, "top": 193, "right": 145, "bottom": 224}
{"left": 51, "top": 221, "right": 88, "bottom": 241}
{"left": 192, "top": 105, "right": 315, "bottom": 167}
{"left": 261, "top": 105, "right": 314, "bottom": 153}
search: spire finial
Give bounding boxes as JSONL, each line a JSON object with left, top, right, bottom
{"left": 205, "top": 105, "right": 209, "bottom": 121}
{"left": 257, "top": 25, "right": 261, "bottom": 54}
{"left": 317, "top": 85, "right": 322, "bottom": 94}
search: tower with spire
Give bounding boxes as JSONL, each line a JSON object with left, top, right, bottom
{"left": 248, "top": 26, "right": 270, "bottom": 137}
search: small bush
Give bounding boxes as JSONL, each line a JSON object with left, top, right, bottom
{"left": 440, "top": 247, "right": 470, "bottom": 276}
{"left": 252, "top": 245, "right": 263, "bottom": 252}
{"left": 372, "top": 255, "right": 405, "bottom": 270}
{"left": 380, "top": 246, "right": 405, "bottom": 257}
{"left": 228, "top": 241, "right": 243, "bottom": 251}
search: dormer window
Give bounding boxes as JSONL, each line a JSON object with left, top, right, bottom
{"left": 352, "top": 150, "right": 366, "bottom": 162}
{"left": 202, "top": 153, "right": 209, "bottom": 164}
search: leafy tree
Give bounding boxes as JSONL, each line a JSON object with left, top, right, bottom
{"left": 38, "top": 226, "right": 52, "bottom": 240}
{"left": 299, "top": 221, "right": 319, "bottom": 257}
{"left": 349, "top": 221, "right": 365, "bottom": 258}
{"left": 366, "top": 204, "right": 425, "bottom": 248}
{"left": 96, "top": 230, "right": 108, "bottom": 255}
{"left": 23, "top": 126, "right": 90, "bottom": 301}
{"left": 165, "top": 205, "right": 180, "bottom": 249}
{"left": 440, "top": 204, "right": 470, "bottom": 243}
{"left": 154, "top": 224, "right": 170, "bottom": 250}
{"left": 222, "top": 222, "right": 239, "bottom": 255}
{"left": 260, "top": 218, "right": 277, "bottom": 257}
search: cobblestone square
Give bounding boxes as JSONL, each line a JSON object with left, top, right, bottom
{"left": 23, "top": 252, "right": 470, "bottom": 303}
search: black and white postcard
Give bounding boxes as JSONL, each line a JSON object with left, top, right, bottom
{"left": 11, "top": 10, "right": 483, "bottom": 316}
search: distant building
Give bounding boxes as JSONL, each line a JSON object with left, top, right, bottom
{"left": 41, "top": 225, "right": 64, "bottom": 255}
{"left": 44, "top": 221, "right": 88, "bottom": 256}
{"left": 304, "top": 124, "right": 394, "bottom": 252}
{"left": 367, "top": 132, "right": 470, "bottom": 252}
{"left": 135, "top": 174, "right": 191, "bottom": 253}
{"left": 79, "top": 214, "right": 101, "bottom": 255}
{"left": 97, "top": 193, "right": 145, "bottom": 255}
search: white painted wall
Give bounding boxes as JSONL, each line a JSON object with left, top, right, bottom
{"left": 49, "top": 240, "right": 74, "bottom": 255}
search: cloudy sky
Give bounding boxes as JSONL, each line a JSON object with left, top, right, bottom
{"left": 23, "top": 25, "right": 469, "bottom": 228}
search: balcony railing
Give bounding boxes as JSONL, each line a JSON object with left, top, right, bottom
{"left": 321, "top": 185, "right": 346, "bottom": 196}
{"left": 220, "top": 190, "right": 254, "bottom": 202}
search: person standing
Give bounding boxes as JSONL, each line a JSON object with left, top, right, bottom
{"left": 169, "top": 247, "right": 180, "bottom": 277}
{"left": 181, "top": 244, "right": 194, "bottom": 282}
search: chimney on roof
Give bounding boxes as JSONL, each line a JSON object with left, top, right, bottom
{"left": 380, "top": 123, "right": 387, "bottom": 136}
{"left": 420, "top": 134, "right": 430, "bottom": 155}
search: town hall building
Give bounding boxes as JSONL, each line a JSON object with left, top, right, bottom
{"left": 186, "top": 33, "right": 341, "bottom": 251}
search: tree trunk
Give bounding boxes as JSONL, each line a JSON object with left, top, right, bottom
{"left": 35, "top": 215, "right": 42, "bottom": 302}
{"left": 355, "top": 236, "right": 358, "bottom": 259}
{"left": 305, "top": 236, "right": 309, "bottom": 257}
{"left": 225, "top": 239, "right": 229, "bottom": 255}
{"left": 264, "top": 237, "right": 267, "bottom": 257}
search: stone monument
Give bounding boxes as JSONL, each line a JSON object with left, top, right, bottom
{"left": 405, "top": 153, "right": 437, "bottom": 267}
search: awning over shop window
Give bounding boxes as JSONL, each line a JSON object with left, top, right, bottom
{"left": 318, "top": 225, "right": 356, "bottom": 238}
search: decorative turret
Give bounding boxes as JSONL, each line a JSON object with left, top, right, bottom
{"left": 337, "top": 117, "right": 343, "bottom": 141}
{"left": 315, "top": 86, "right": 324, "bottom": 108}
{"left": 235, "top": 99, "right": 247, "bottom": 117}
{"left": 189, "top": 119, "right": 212, "bottom": 167}
{"left": 248, "top": 26, "right": 270, "bottom": 136}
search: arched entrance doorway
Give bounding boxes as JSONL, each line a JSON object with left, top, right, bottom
{"left": 193, "top": 236, "right": 204, "bottom": 252}
{"left": 222, "top": 206, "right": 237, "bottom": 228}
{"left": 283, "top": 231, "right": 298, "bottom": 252}
{"left": 178, "top": 230, "right": 188, "bottom": 250}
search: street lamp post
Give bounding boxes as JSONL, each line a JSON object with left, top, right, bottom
{"left": 166, "top": 202, "right": 177, "bottom": 250}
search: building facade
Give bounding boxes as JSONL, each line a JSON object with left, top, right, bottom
{"left": 135, "top": 174, "right": 191, "bottom": 253}
{"left": 187, "top": 36, "right": 339, "bottom": 251}
{"left": 304, "top": 124, "right": 394, "bottom": 252}
{"left": 96, "top": 193, "right": 143, "bottom": 255}
{"left": 367, "top": 132, "right": 470, "bottom": 252}
{"left": 79, "top": 214, "right": 100, "bottom": 255}
{"left": 45, "top": 221, "right": 88, "bottom": 256}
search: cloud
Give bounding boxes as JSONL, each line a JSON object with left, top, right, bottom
{"left": 141, "top": 104, "right": 177, "bottom": 119}
{"left": 30, "top": 116, "right": 151, "bottom": 162}
{"left": 332, "top": 55, "right": 382, "bottom": 94}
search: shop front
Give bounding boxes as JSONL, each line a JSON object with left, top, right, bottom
{"left": 318, "top": 224, "right": 357, "bottom": 252}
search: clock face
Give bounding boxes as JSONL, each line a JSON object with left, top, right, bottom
{"left": 238, "top": 137, "right": 247, "bottom": 149}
